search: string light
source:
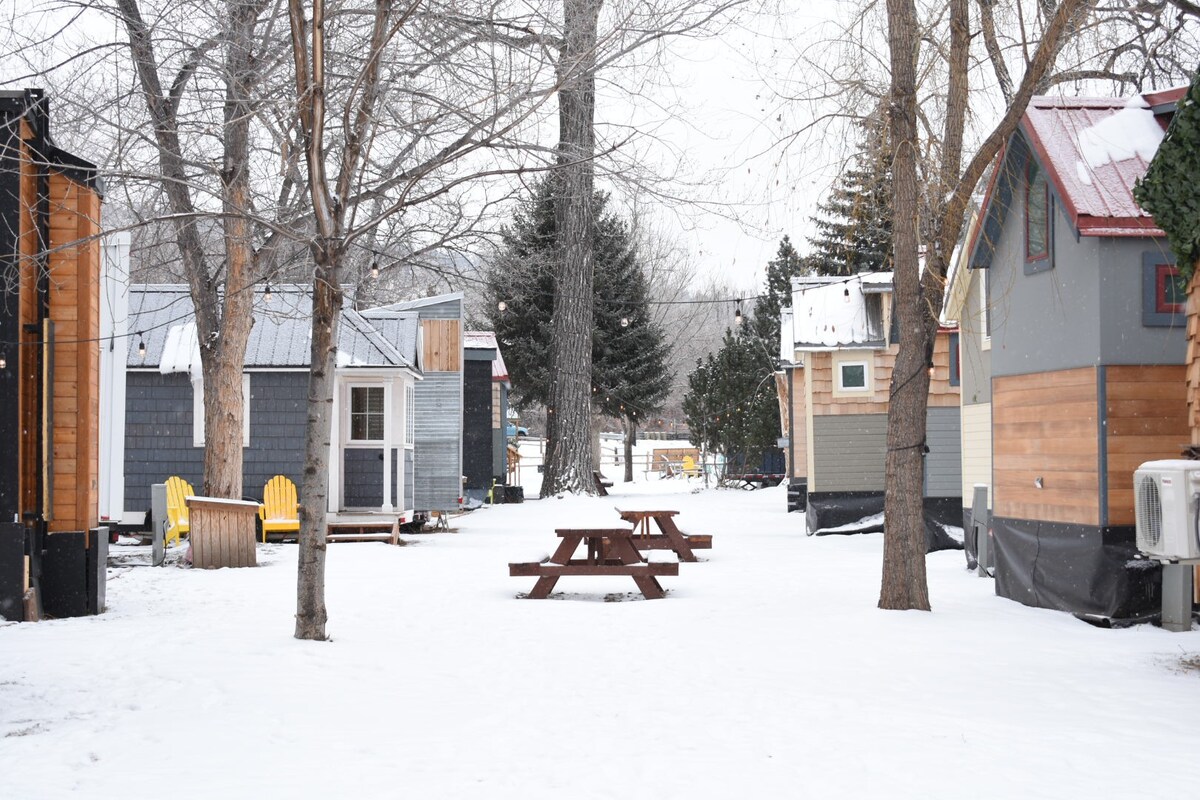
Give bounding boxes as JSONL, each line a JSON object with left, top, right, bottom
{"left": 264, "top": 284, "right": 273, "bottom": 304}
{"left": 620, "top": 317, "right": 629, "bottom": 327}
{"left": 370, "top": 261, "right": 380, "bottom": 280}
{"left": 734, "top": 301, "right": 743, "bottom": 326}
{"left": 497, "top": 300, "right": 507, "bottom": 312}
{"left": 137, "top": 333, "right": 147, "bottom": 362}
{"left": 0, "top": 352, "right": 6, "bottom": 370}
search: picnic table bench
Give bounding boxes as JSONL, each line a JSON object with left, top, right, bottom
{"left": 509, "top": 527, "right": 678, "bottom": 599}
{"left": 616, "top": 509, "right": 710, "bottom": 563}
{"left": 592, "top": 470, "right": 613, "bottom": 496}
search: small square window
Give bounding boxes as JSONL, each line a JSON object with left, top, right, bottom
{"left": 1155, "top": 264, "right": 1186, "bottom": 315}
{"left": 1143, "top": 253, "right": 1185, "bottom": 327}
{"left": 838, "top": 362, "right": 867, "bottom": 391}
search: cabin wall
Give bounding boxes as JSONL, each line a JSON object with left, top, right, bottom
{"left": 786, "top": 366, "right": 807, "bottom": 480}
{"left": 412, "top": 299, "right": 464, "bottom": 511}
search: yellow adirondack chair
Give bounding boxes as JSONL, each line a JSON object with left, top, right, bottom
{"left": 259, "top": 475, "right": 300, "bottom": 542}
{"left": 164, "top": 476, "right": 194, "bottom": 548}
{"left": 681, "top": 455, "right": 701, "bottom": 478}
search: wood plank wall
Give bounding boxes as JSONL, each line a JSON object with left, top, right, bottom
{"left": 47, "top": 173, "right": 101, "bottom": 532}
{"left": 17, "top": 119, "right": 38, "bottom": 517}
{"left": 1104, "top": 365, "right": 1187, "bottom": 526}
{"left": 993, "top": 367, "right": 1099, "bottom": 525}
{"left": 786, "top": 368, "right": 807, "bottom": 479}
{"left": 422, "top": 319, "right": 461, "bottom": 372}
{"left": 807, "top": 331, "right": 960, "bottom": 416}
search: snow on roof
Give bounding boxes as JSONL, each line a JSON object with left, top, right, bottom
{"left": 786, "top": 272, "right": 891, "bottom": 349}
{"left": 464, "top": 331, "right": 510, "bottom": 383}
{"left": 1021, "top": 93, "right": 1174, "bottom": 235}
{"left": 128, "top": 285, "right": 419, "bottom": 371}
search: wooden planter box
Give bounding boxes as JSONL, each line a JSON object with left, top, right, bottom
{"left": 186, "top": 497, "right": 259, "bottom": 569}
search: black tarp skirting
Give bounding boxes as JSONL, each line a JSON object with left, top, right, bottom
{"left": 991, "top": 517, "right": 1161, "bottom": 620}
{"left": 804, "top": 492, "right": 964, "bottom": 553}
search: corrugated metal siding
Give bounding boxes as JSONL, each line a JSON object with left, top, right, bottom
{"left": 403, "top": 448, "right": 414, "bottom": 510}
{"left": 925, "top": 406, "right": 962, "bottom": 499}
{"left": 414, "top": 370, "right": 462, "bottom": 509}
{"left": 812, "top": 414, "right": 887, "bottom": 492}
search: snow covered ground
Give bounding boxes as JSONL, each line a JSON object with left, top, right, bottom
{"left": 3, "top": 451, "right": 1199, "bottom": 799}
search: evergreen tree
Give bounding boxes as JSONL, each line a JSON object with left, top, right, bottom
{"left": 682, "top": 326, "right": 779, "bottom": 474}
{"left": 751, "top": 235, "right": 807, "bottom": 347}
{"left": 484, "top": 179, "right": 671, "bottom": 426}
{"left": 805, "top": 115, "right": 893, "bottom": 276}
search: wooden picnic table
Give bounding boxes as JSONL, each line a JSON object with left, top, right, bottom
{"left": 616, "top": 509, "right": 710, "bottom": 563}
{"left": 509, "top": 527, "right": 677, "bottom": 599}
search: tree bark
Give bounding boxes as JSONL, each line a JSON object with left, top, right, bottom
{"left": 880, "top": 0, "right": 931, "bottom": 611}
{"left": 623, "top": 417, "right": 635, "bottom": 482}
{"left": 541, "top": 0, "right": 602, "bottom": 497}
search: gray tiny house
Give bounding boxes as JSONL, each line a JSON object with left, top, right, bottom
{"left": 958, "top": 87, "right": 1189, "bottom": 619}
{"left": 114, "top": 285, "right": 424, "bottom": 525}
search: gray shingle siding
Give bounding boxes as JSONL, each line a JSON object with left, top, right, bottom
{"left": 123, "top": 370, "right": 308, "bottom": 513}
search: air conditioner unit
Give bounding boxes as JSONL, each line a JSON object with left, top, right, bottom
{"left": 1133, "top": 460, "right": 1200, "bottom": 562}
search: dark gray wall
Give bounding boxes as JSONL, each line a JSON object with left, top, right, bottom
{"left": 924, "top": 407, "right": 962, "bottom": 499}
{"left": 463, "top": 359, "right": 493, "bottom": 491}
{"left": 813, "top": 414, "right": 887, "bottom": 492}
{"left": 124, "top": 371, "right": 307, "bottom": 513}
{"left": 341, "top": 448, "right": 402, "bottom": 509}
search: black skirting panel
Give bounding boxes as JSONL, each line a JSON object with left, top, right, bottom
{"left": 0, "top": 522, "right": 24, "bottom": 621}
{"left": 992, "top": 517, "right": 1161, "bottom": 620}
{"left": 804, "top": 491, "right": 963, "bottom": 552}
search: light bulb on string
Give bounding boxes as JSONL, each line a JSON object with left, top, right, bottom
{"left": 843, "top": 285, "right": 851, "bottom": 303}
{"left": 371, "top": 261, "right": 380, "bottom": 280}
{"left": 620, "top": 317, "right": 629, "bottom": 327}
{"left": 264, "top": 284, "right": 273, "bottom": 304}
{"left": 497, "top": 300, "right": 507, "bottom": 312}
{"left": 137, "top": 334, "right": 147, "bottom": 362}
{"left": 734, "top": 301, "right": 743, "bottom": 326}
{"left": 0, "top": 352, "right": 6, "bottom": 370}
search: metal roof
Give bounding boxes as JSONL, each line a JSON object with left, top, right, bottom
{"left": 126, "top": 284, "right": 419, "bottom": 371}
{"left": 464, "top": 331, "right": 509, "bottom": 383}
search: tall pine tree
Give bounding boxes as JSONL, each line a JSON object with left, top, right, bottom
{"left": 484, "top": 179, "right": 671, "bottom": 427}
{"left": 805, "top": 114, "right": 893, "bottom": 276}
{"left": 752, "top": 235, "right": 808, "bottom": 347}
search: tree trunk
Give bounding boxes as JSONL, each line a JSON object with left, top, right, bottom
{"left": 541, "top": 0, "right": 601, "bottom": 497}
{"left": 295, "top": 257, "right": 340, "bottom": 641}
{"left": 623, "top": 417, "right": 635, "bottom": 482}
{"left": 880, "top": 0, "right": 931, "bottom": 611}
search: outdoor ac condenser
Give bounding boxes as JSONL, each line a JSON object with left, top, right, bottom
{"left": 1133, "top": 460, "right": 1200, "bottom": 562}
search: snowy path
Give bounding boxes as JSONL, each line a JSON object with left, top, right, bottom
{"left": 2, "top": 481, "right": 1198, "bottom": 798}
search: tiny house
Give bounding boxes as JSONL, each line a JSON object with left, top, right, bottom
{"left": 960, "top": 88, "right": 1188, "bottom": 619}
{"left": 0, "top": 89, "right": 105, "bottom": 619}
{"left": 779, "top": 272, "right": 962, "bottom": 532}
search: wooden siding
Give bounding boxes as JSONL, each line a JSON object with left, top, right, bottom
{"left": 807, "top": 331, "right": 960, "bottom": 416}
{"left": 422, "top": 319, "right": 461, "bottom": 372}
{"left": 993, "top": 367, "right": 1100, "bottom": 525}
{"left": 789, "top": 368, "right": 807, "bottom": 479}
{"left": 1104, "top": 365, "right": 1187, "bottom": 526}
{"left": 960, "top": 402, "right": 992, "bottom": 509}
{"left": 17, "top": 120, "right": 38, "bottom": 517}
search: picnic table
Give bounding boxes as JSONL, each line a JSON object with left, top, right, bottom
{"left": 509, "top": 527, "right": 678, "bottom": 599}
{"left": 616, "top": 508, "right": 711, "bottom": 563}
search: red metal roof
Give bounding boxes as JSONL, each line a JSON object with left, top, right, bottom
{"left": 1020, "top": 92, "right": 1181, "bottom": 237}
{"left": 464, "top": 331, "right": 509, "bottom": 382}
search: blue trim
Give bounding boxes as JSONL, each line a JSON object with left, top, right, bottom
{"left": 1141, "top": 251, "right": 1183, "bottom": 327}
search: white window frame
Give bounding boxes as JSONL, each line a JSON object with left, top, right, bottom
{"left": 193, "top": 373, "right": 251, "bottom": 448}
{"left": 835, "top": 359, "right": 870, "bottom": 395}
{"left": 980, "top": 268, "right": 992, "bottom": 351}
{"left": 347, "top": 383, "right": 388, "bottom": 445}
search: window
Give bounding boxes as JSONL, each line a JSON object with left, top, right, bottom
{"left": 1025, "top": 163, "right": 1049, "bottom": 260}
{"left": 1143, "top": 253, "right": 1185, "bottom": 327}
{"left": 949, "top": 332, "right": 960, "bottom": 387}
{"left": 193, "top": 373, "right": 251, "bottom": 448}
{"left": 350, "top": 385, "right": 386, "bottom": 442}
{"left": 980, "top": 268, "right": 991, "bottom": 348}
{"left": 837, "top": 361, "right": 869, "bottom": 392}
{"left": 405, "top": 384, "right": 416, "bottom": 445}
